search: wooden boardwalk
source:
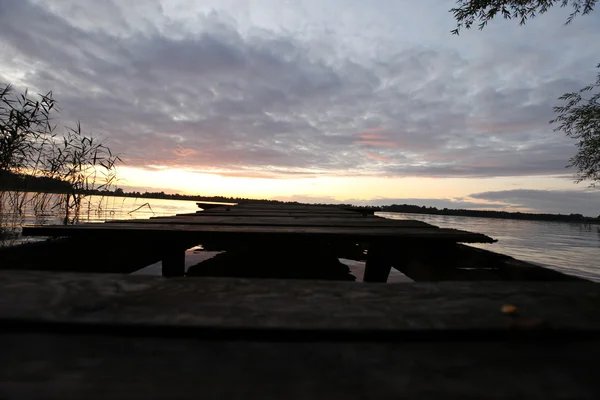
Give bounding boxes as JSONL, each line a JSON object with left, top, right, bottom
{"left": 22, "top": 203, "right": 495, "bottom": 280}
{"left": 0, "top": 269, "right": 599, "bottom": 399}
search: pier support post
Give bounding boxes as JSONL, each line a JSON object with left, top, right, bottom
{"left": 162, "top": 245, "right": 186, "bottom": 277}
{"left": 363, "top": 243, "right": 392, "bottom": 283}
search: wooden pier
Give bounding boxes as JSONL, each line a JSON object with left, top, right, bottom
{"left": 20, "top": 202, "right": 496, "bottom": 281}
{"left": 18, "top": 203, "right": 580, "bottom": 281}
{"left": 1, "top": 203, "right": 598, "bottom": 398}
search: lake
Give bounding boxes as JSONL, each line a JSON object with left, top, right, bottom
{"left": 0, "top": 193, "right": 200, "bottom": 246}
{"left": 1, "top": 192, "right": 598, "bottom": 281}
{"left": 378, "top": 212, "right": 600, "bottom": 282}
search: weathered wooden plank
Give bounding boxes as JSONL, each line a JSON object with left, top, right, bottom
{"left": 196, "top": 201, "right": 236, "bottom": 208}
{"left": 22, "top": 223, "right": 495, "bottom": 243}
{"left": 207, "top": 204, "right": 354, "bottom": 210}
{"left": 109, "top": 216, "right": 434, "bottom": 228}
{"left": 199, "top": 205, "right": 362, "bottom": 215}
{"left": 192, "top": 212, "right": 372, "bottom": 218}
{"left": 1, "top": 333, "right": 598, "bottom": 399}
{"left": 230, "top": 204, "right": 355, "bottom": 211}
{"left": 0, "top": 270, "right": 598, "bottom": 332}
{"left": 198, "top": 210, "right": 366, "bottom": 216}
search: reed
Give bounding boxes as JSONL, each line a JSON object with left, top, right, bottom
{"left": 0, "top": 83, "right": 121, "bottom": 245}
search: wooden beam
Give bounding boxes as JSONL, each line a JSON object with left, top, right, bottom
{"left": 112, "top": 216, "right": 434, "bottom": 228}
{"left": 363, "top": 244, "right": 392, "bottom": 283}
{"left": 161, "top": 244, "right": 186, "bottom": 277}
{"left": 192, "top": 212, "right": 369, "bottom": 218}
{"left": 0, "top": 270, "right": 599, "bottom": 332}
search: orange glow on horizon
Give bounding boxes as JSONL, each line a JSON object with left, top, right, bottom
{"left": 115, "top": 166, "right": 577, "bottom": 206}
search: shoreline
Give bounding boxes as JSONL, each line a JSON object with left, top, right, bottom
{"left": 376, "top": 211, "right": 600, "bottom": 225}
{"left": 2, "top": 189, "right": 598, "bottom": 225}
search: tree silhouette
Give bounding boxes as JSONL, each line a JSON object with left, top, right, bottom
{"left": 450, "top": 0, "right": 599, "bottom": 185}
{"left": 450, "top": 0, "right": 596, "bottom": 35}
{"left": 551, "top": 65, "right": 600, "bottom": 184}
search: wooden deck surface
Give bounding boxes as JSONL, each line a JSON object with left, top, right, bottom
{"left": 23, "top": 203, "right": 495, "bottom": 243}
{"left": 22, "top": 223, "right": 494, "bottom": 243}
{"left": 1, "top": 270, "right": 599, "bottom": 399}
{"left": 2, "top": 270, "right": 598, "bottom": 332}
{"left": 120, "top": 215, "right": 433, "bottom": 227}
{"left": 19, "top": 203, "right": 496, "bottom": 280}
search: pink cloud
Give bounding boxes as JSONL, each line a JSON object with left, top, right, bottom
{"left": 357, "top": 140, "right": 399, "bottom": 147}
{"left": 359, "top": 133, "right": 387, "bottom": 140}
{"left": 364, "top": 126, "right": 386, "bottom": 133}
{"left": 173, "top": 147, "right": 198, "bottom": 157}
{"left": 355, "top": 127, "right": 400, "bottom": 147}
{"left": 365, "top": 152, "right": 391, "bottom": 162}
{"left": 357, "top": 126, "right": 388, "bottom": 140}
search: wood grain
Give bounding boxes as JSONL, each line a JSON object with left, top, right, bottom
{"left": 193, "top": 211, "right": 372, "bottom": 217}
{"left": 22, "top": 223, "right": 494, "bottom": 243}
{"left": 1, "top": 334, "right": 598, "bottom": 399}
{"left": 1, "top": 270, "right": 598, "bottom": 332}
{"left": 1, "top": 270, "right": 598, "bottom": 399}
{"left": 110, "top": 216, "right": 434, "bottom": 228}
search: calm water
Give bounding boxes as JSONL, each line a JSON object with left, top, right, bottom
{"left": 0, "top": 193, "right": 199, "bottom": 245}
{"left": 379, "top": 212, "right": 600, "bottom": 282}
{"left": 2, "top": 192, "right": 598, "bottom": 281}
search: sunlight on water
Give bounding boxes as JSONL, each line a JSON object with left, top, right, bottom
{"left": 378, "top": 212, "right": 600, "bottom": 282}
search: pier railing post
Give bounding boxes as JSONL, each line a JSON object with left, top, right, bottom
{"left": 162, "top": 244, "right": 186, "bottom": 277}
{"left": 363, "top": 243, "right": 392, "bottom": 283}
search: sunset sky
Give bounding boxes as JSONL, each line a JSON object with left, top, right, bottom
{"left": 1, "top": 0, "right": 599, "bottom": 215}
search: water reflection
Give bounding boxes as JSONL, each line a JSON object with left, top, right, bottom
{"left": 0, "top": 192, "right": 199, "bottom": 246}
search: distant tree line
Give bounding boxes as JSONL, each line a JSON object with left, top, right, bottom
{"left": 0, "top": 170, "right": 71, "bottom": 193}
{"left": 91, "top": 188, "right": 290, "bottom": 204}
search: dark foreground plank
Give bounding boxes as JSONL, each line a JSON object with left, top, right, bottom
{"left": 1, "top": 270, "right": 599, "bottom": 399}
{"left": 1, "top": 333, "right": 598, "bottom": 400}
{"left": 1, "top": 270, "right": 598, "bottom": 332}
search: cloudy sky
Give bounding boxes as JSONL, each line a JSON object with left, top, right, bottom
{"left": 1, "top": 0, "right": 599, "bottom": 215}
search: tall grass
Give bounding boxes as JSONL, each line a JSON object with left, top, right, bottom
{"left": 0, "top": 83, "right": 121, "bottom": 245}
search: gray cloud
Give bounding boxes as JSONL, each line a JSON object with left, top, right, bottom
{"left": 0, "top": 0, "right": 598, "bottom": 179}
